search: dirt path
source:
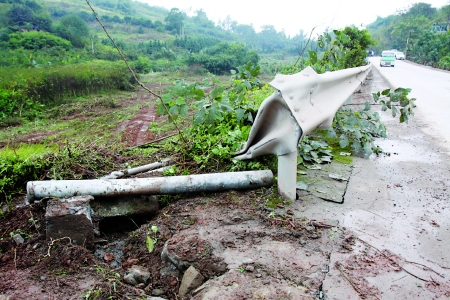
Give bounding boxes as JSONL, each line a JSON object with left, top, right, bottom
{"left": 119, "top": 87, "right": 166, "bottom": 147}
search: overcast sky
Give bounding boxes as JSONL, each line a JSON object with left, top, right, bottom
{"left": 140, "top": 0, "right": 449, "bottom": 36}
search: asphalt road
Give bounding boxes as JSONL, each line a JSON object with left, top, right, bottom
{"left": 370, "top": 57, "right": 450, "bottom": 155}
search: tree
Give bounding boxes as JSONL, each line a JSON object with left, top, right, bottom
{"left": 340, "top": 26, "right": 375, "bottom": 68}
{"left": 55, "top": 14, "right": 90, "bottom": 48}
{"left": 406, "top": 2, "right": 437, "bottom": 18}
{"left": 165, "top": 8, "right": 184, "bottom": 34}
{"left": 390, "top": 16, "right": 429, "bottom": 53}
{"left": 258, "top": 25, "right": 284, "bottom": 52}
{"left": 7, "top": 5, "right": 35, "bottom": 26}
{"left": 116, "top": 0, "right": 134, "bottom": 14}
{"left": 219, "top": 15, "right": 237, "bottom": 31}
{"left": 194, "top": 9, "right": 215, "bottom": 28}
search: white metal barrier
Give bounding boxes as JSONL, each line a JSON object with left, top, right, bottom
{"left": 235, "top": 64, "right": 371, "bottom": 200}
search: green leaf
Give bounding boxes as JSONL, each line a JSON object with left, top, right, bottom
{"left": 339, "top": 134, "right": 349, "bottom": 148}
{"left": 162, "top": 94, "right": 172, "bottom": 104}
{"left": 193, "top": 88, "right": 205, "bottom": 100}
{"left": 146, "top": 236, "right": 156, "bottom": 253}
{"left": 372, "top": 93, "right": 380, "bottom": 102}
{"left": 381, "top": 89, "right": 390, "bottom": 96}
{"left": 179, "top": 104, "right": 188, "bottom": 117}
{"left": 308, "top": 50, "right": 318, "bottom": 65}
{"left": 363, "top": 142, "right": 373, "bottom": 156}
{"left": 175, "top": 97, "right": 186, "bottom": 105}
{"left": 391, "top": 106, "right": 398, "bottom": 118}
{"left": 364, "top": 101, "right": 371, "bottom": 111}
{"left": 326, "top": 129, "right": 337, "bottom": 138}
{"left": 193, "top": 110, "right": 206, "bottom": 125}
{"left": 169, "top": 104, "right": 180, "bottom": 116}
{"left": 236, "top": 108, "right": 245, "bottom": 122}
{"left": 211, "top": 87, "right": 224, "bottom": 99}
{"left": 156, "top": 103, "right": 166, "bottom": 115}
{"left": 399, "top": 99, "right": 409, "bottom": 107}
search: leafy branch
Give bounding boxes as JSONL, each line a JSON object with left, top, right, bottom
{"left": 372, "top": 88, "right": 416, "bottom": 123}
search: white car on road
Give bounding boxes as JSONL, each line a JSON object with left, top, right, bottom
{"left": 395, "top": 52, "right": 406, "bottom": 60}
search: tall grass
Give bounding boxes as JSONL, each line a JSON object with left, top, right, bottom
{"left": 0, "top": 60, "right": 135, "bottom": 121}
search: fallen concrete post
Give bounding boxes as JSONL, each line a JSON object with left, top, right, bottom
{"left": 235, "top": 64, "right": 371, "bottom": 200}
{"left": 27, "top": 170, "right": 273, "bottom": 202}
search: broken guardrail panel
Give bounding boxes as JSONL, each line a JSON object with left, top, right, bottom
{"left": 235, "top": 64, "right": 371, "bottom": 200}
{"left": 26, "top": 170, "right": 273, "bottom": 202}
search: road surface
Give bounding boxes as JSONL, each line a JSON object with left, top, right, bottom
{"left": 295, "top": 66, "right": 450, "bottom": 299}
{"left": 370, "top": 57, "right": 450, "bottom": 155}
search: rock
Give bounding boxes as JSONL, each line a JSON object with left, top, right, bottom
{"left": 45, "top": 196, "right": 95, "bottom": 249}
{"left": 147, "top": 297, "right": 167, "bottom": 300}
{"left": 179, "top": 266, "right": 205, "bottom": 298}
{"left": 305, "top": 226, "right": 315, "bottom": 232}
{"left": 12, "top": 233, "right": 24, "bottom": 245}
{"left": 151, "top": 288, "right": 164, "bottom": 296}
{"left": 124, "top": 265, "right": 151, "bottom": 286}
{"left": 245, "top": 265, "right": 254, "bottom": 272}
{"left": 124, "top": 273, "right": 138, "bottom": 286}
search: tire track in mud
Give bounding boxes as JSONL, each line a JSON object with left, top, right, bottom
{"left": 118, "top": 88, "right": 163, "bottom": 147}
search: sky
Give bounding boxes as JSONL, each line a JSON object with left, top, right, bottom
{"left": 141, "top": 0, "right": 449, "bottom": 37}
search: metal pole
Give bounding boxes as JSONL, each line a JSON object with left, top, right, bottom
{"left": 27, "top": 170, "right": 273, "bottom": 202}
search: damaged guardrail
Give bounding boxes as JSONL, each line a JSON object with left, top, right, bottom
{"left": 235, "top": 64, "right": 371, "bottom": 200}
{"left": 26, "top": 170, "right": 273, "bottom": 202}
{"left": 26, "top": 64, "right": 370, "bottom": 203}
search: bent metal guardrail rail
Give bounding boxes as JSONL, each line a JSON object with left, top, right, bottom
{"left": 26, "top": 64, "right": 370, "bottom": 203}
{"left": 235, "top": 64, "right": 371, "bottom": 200}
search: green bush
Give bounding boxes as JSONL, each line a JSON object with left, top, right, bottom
{"left": 188, "top": 42, "right": 259, "bottom": 74}
{"left": 9, "top": 31, "right": 72, "bottom": 50}
{"left": 437, "top": 56, "right": 450, "bottom": 70}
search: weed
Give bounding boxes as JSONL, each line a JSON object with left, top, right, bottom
{"left": 146, "top": 225, "right": 158, "bottom": 253}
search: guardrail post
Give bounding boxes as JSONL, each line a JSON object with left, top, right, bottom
{"left": 277, "top": 151, "right": 297, "bottom": 200}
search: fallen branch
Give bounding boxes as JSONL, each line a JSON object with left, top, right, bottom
{"left": 14, "top": 248, "right": 17, "bottom": 269}
{"left": 357, "top": 237, "right": 431, "bottom": 282}
{"left": 127, "top": 133, "right": 178, "bottom": 150}
{"left": 405, "top": 260, "right": 444, "bottom": 278}
{"left": 335, "top": 262, "right": 363, "bottom": 295}
{"left": 45, "top": 237, "right": 72, "bottom": 257}
{"left": 310, "top": 221, "right": 335, "bottom": 228}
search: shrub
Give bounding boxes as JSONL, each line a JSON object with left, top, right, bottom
{"left": 9, "top": 31, "right": 72, "bottom": 50}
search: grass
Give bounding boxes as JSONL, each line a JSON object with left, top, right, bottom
{"left": 0, "top": 91, "right": 141, "bottom": 148}
{"left": 0, "top": 143, "right": 58, "bottom": 160}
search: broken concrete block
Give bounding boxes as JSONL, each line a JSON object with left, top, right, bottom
{"left": 179, "top": 266, "right": 204, "bottom": 298}
{"left": 92, "top": 196, "right": 159, "bottom": 218}
{"left": 45, "top": 195, "right": 94, "bottom": 249}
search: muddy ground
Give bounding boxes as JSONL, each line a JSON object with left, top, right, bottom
{"left": 1, "top": 68, "right": 449, "bottom": 300}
